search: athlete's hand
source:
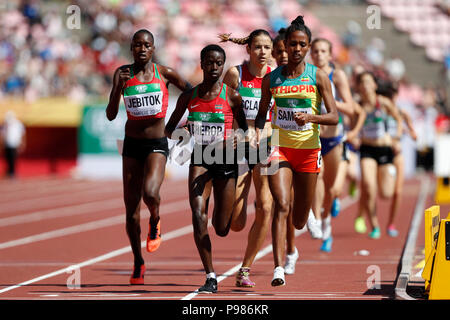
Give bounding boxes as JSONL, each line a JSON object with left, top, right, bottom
{"left": 392, "top": 139, "right": 401, "bottom": 156}
{"left": 294, "top": 112, "right": 309, "bottom": 127}
{"left": 118, "top": 67, "right": 131, "bottom": 87}
{"left": 252, "top": 128, "right": 261, "bottom": 149}
{"left": 346, "top": 130, "right": 358, "bottom": 145}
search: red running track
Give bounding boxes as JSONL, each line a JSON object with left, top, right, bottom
{"left": 0, "top": 173, "right": 444, "bottom": 301}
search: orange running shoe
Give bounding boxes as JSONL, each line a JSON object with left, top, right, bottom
{"left": 146, "top": 218, "right": 161, "bottom": 252}
{"left": 129, "top": 264, "right": 145, "bottom": 285}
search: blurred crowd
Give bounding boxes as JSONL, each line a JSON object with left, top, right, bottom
{"left": 0, "top": 0, "right": 448, "bottom": 132}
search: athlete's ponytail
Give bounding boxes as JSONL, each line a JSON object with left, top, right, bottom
{"left": 285, "top": 15, "right": 312, "bottom": 43}
{"left": 218, "top": 29, "right": 272, "bottom": 47}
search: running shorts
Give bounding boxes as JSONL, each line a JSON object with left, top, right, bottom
{"left": 359, "top": 144, "right": 394, "bottom": 165}
{"left": 122, "top": 136, "right": 169, "bottom": 160}
{"left": 189, "top": 142, "right": 238, "bottom": 179}
{"left": 268, "top": 146, "right": 322, "bottom": 173}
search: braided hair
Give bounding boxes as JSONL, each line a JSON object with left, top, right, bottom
{"left": 218, "top": 29, "right": 272, "bottom": 47}
{"left": 285, "top": 16, "right": 311, "bottom": 43}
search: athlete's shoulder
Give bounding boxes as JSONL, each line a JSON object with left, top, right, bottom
{"left": 225, "top": 82, "right": 242, "bottom": 106}
{"left": 179, "top": 86, "right": 196, "bottom": 101}
{"left": 268, "top": 65, "right": 284, "bottom": 84}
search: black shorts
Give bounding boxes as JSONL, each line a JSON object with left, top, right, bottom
{"left": 359, "top": 144, "right": 394, "bottom": 165}
{"left": 189, "top": 143, "right": 238, "bottom": 179}
{"left": 342, "top": 142, "right": 349, "bottom": 162}
{"left": 122, "top": 136, "right": 169, "bottom": 160}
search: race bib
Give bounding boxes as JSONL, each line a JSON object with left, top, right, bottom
{"left": 240, "top": 87, "right": 272, "bottom": 120}
{"left": 187, "top": 112, "right": 225, "bottom": 145}
{"left": 275, "top": 107, "right": 313, "bottom": 131}
{"left": 124, "top": 84, "right": 163, "bottom": 117}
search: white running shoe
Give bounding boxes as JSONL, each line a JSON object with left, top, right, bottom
{"left": 284, "top": 247, "right": 299, "bottom": 275}
{"left": 322, "top": 216, "right": 332, "bottom": 240}
{"left": 307, "top": 209, "right": 323, "bottom": 239}
{"left": 271, "top": 266, "right": 286, "bottom": 286}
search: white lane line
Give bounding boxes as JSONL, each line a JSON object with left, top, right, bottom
{"left": 0, "top": 198, "right": 123, "bottom": 227}
{"left": 0, "top": 190, "right": 189, "bottom": 227}
{"left": 0, "top": 196, "right": 354, "bottom": 297}
{"left": 181, "top": 195, "right": 355, "bottom": 300}
{"left": 181, "top": 228, "right": 306, "bottom": 301}
{"left": 394, "top": 175, "right": 431, "bottom": 300}
{"left": 0, "top": 198, "right": 189, "bottom": 250}
{"left": 0, "top": 223, "right": 194, "bottom": 294}
{"left": 0, "top": 186, "right": 121, "bottom": 214}
{"left": 0, "top": 180, "right": 100, "bottom": 203}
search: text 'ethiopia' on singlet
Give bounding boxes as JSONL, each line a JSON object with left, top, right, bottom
{"left": 237, "top": 63, "right": 273, "bottom": 121}
{"left": 187, "top": 83, "right": 234, "bottom": 145}
{"left": 269, "top": 62, "right": 322, "bottom": 149}
{"left": 122, "top": 63, "right": 169, "bottom": 120}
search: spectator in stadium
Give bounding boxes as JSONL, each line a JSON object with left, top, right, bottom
{"left": 1, "top": 111, "right": 26, "bottom": 178}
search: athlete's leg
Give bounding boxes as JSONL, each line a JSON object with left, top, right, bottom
{"left": 347, "top": 150, "right": 359, "bottom": 197}
{"left": 142, "top": 153, "right": 167, "bottom": 225}
{"left": 269, "top": 162, "right": 293, "bottom": 270}
{"left": 378, "top": 162, "right": 397, "bottom": 200}
{"left": 230, "top": 169, "right": 252, "bottom": 232}
{"left": 332, "top": 159, "right": 349, "bottom": 200}
{"left": 240, "top": 164, "right": 273, "bottom": 267}
{"left": 292, "top": 172, "right": 319, "bottom": 229}
{"left": 312, "top": 170, "right": 324, "bottom": 219}
{"left": 123, "top": 156, "right": 145, "bottom": 268}
{"left": 189, "top": 166, "right": 214, "bottom": 274}
{"left": 359, "top": 158, "right": 378, "bottom": 230}
{"left": 321, "top": 144, "right": 342, "bottom": 220}
{"left": 286, "top": 186, "right": 296, "bottom": 254}
{"left": 387, "top": 153, "right": 403, "bottom": 235}
{"left": 211, "top": 175, "right": 237, "bottom": 237}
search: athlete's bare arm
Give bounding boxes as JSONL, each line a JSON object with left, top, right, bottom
{"left": 106, "top": 65, "right": 131, "bottom": 121}
{"left": 228, "top": 87, "right": 247, "bottom": 132}
{"left": 223, "top": 66, "right": 240, "bottom": 90}
{"left": 165, "top": 89, "right": 193, "bottom": 139}
{"left": 254, "top": 74, "right": 271, "bottom": 145}
{"left": 296, "top": 68, "right": 338, "bottom": 126}
{"left": 158, "top": 65, "right": 192, "bottom": 91}
{"left": 333, "top": 68, "right": 354, "bottom": 117}
{"left": 380, "top": 95, "right": 403, "bottom": 139}
{"left": 400, "top": 109, "right": 417, "bottom": 140}
{"left": 346, "top": 101, "right": 366, "bottom": 144}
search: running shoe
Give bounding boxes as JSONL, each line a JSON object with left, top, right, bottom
{"left": 235, "top": 267, "right": 255, "bottom": 287}
{"left": 284, "top": 247, "right": 299, "bottom": 275}
{"left": 354, "top": 217, "right": 367, "bottom": 234}
{"left": 330, "top": 198, "right": 341, "bottom": 218}
{"left": 198, "top": 278, "right": 218, "bottom": 293}
{"left": 322, "top": 216, "right": 332, "bottom": 240}
{"left": 271, "top": 266, "right": 285, "bottom": 287}
{"left": 307, "top": 210, "right": 323, "bottom": 239}
{"left": 320, "top": 237, "right": 333, "bottom": 252}
{"left": 146, "top": 218, "right": 161, "bottom": 252}
{"left": 387, "top": 224, "right": 399, "bottom": 237}
{"left": 129, "top": 264, "right": 145, "bottom": 285}
{"left": 369, "top": 227, "right": 381, "bottom": 239}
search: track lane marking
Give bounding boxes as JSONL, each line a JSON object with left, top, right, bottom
{"left": 0, "top": 198, "right": 189, "bottom": 250}
{"left": 181, "top": 196, "right": 355, "bottom": 300}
